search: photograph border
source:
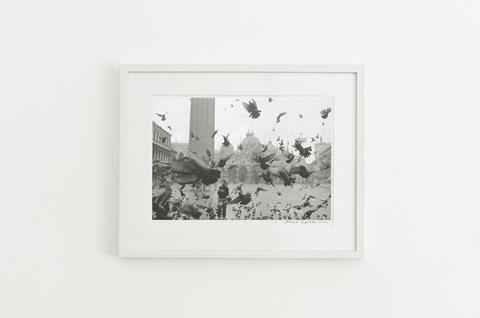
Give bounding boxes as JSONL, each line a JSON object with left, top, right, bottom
{"left": 119, "top": 65, "right": 364, "bottom": 259}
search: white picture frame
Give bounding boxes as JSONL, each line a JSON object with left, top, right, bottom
{"left": 119, "top": 65, "right": 364, "bottom": 258}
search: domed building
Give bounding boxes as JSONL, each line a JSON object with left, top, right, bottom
{"left": 218, "top": 130, "right": 309, "bottom": 185}
{"left": 240, "top": 130, "right": 261, "bottom": 154}
{"left": 308, "top": 140, "right": 332, "bottom": 184}
{"left": 219, "top": 130, "right": 264, "bottom": 184}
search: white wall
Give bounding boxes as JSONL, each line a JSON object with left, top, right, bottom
{"left": 1, "top": 0, "right": 479, "bottom": 317}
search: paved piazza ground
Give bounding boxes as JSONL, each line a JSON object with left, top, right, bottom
{"left": 161, "top": 182, "right": 331, "bottom": 220}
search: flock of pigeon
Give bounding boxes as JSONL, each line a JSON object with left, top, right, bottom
{"left": 230, "top": 192, "right": 331, "bottom": 220}
{"left": 153, "top": 182, "right": 331, "bottom": 220}
{"left": 152, "top": 97, "right": 332, "bottom": 220}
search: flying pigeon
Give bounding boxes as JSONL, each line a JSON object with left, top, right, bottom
{"left": 229, "top": 192, "right": 252, "bottom": 205}
{"left": 254, "top": 187, "right": 267, "bottom": 196}
{"left": 294, "top": 138, "right": 312, "bottom": 158}
{"left": 276, "top": 112, "right": 287, "bottom": 123}
{"left": 259, "top": 171, "right": 274, "bottom": 185}
{"left": 211, "top": 130, "right": 218, "bottom": 138}
{"left": 222, "top": 134, "right": 231, "bottom": 147}
{"left": 291, "top": 165, "right": 313, "bottom": 178}
{"left": 161, "top": 153, "right": 220, "bottom": 185}
{"left": 257, "top": 158, "right": 292, "bottom": 186}
{"left": 155, "top": 113, "right": 167, "bottom": 121}
{"left": 320, "top": 108, "right": 332, "bottom": 119}
{"left": 285, "top": 152, "right": 295, "bottom": 163}
{"left": 319, "top": 161, "right": 330, "bottom": 169}
{"left": 252, "top": 151, "right": 276, "bottom": 170}
{"left": 242, "top": 99, "right": 262, "bottom": 119}
{"left": 218, "top": 152, "right": 233, "bottom": 168}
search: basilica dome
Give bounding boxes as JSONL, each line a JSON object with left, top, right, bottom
{"left": 240, "top": 130, "right": 261, "bottom": 153}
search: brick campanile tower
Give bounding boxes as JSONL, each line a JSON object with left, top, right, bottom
{"left": 189, "top": 97, "right": 215, "bottom": 161}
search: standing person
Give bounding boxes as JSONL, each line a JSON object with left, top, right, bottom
{"left": 217, "top": 179, "right": 229, "bottom": 219}
{"left": 152, "top": 180, "right": 172, "bottom": 220}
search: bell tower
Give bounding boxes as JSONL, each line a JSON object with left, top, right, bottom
{"left": 189, "top": 97, "right": 215, "bottom": 159}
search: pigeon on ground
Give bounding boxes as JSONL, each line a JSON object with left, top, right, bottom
{"left": 302, "top": 195, "right": 316, "bottom": 207}
{"left": 178, "top": 204, "right": 203, "bottom": 219}
{"left": 302, "top": 204, "right": 323, "bottom": 219}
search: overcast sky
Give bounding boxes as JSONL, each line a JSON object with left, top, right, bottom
{"left": 152, "top": 96, "right": 333, "bottom": 162}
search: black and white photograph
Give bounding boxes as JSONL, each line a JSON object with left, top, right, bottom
{"left": 152, "top": 96, "right": 333, "bottom": 220}
{"left": 7, "top": 0, "right": 480, "bottom": 313}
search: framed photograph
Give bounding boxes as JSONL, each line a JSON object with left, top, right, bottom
{"left": 119, "top": 65, "right": 364, "bottom": 258}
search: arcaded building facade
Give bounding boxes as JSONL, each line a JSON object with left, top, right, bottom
{"left": 152, "top": 122, "right": 175, "bottom": 184}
